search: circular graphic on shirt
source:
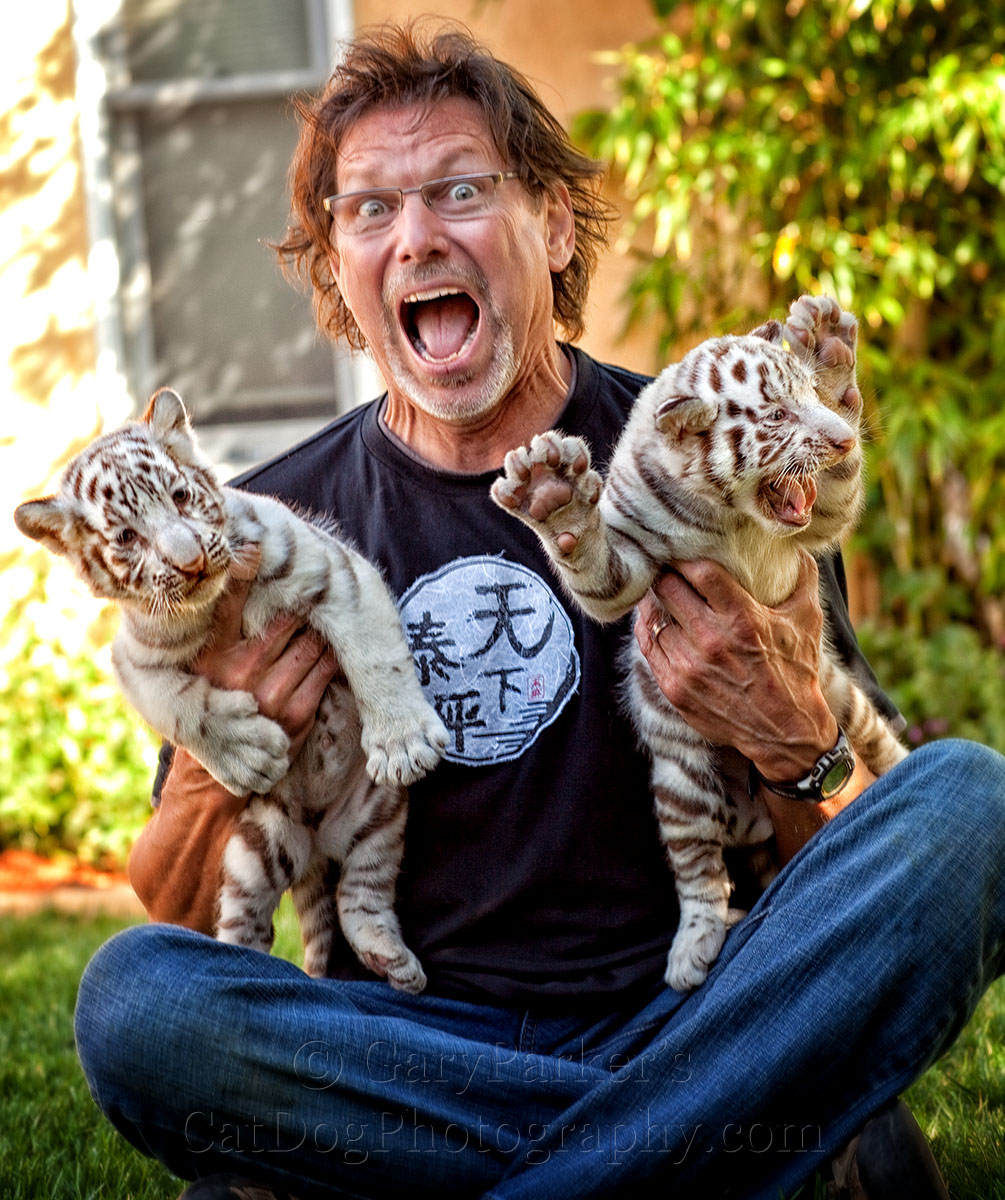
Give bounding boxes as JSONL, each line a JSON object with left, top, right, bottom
{"left": 398, "top": 555, "right": 581, "bottom": 765}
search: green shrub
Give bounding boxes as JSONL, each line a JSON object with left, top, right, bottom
{"left": 856, "top": 620, "right": 1005, "bottom": 755}
{"left": 0, "top": 554, "right": 159, "bottom": 867}
{"left": 575, "top": 0, "right": 1005, "bottom": 643}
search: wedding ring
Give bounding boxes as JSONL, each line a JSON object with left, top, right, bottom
{"left": 649, "top": 614, "right": 671, "bottom": 642}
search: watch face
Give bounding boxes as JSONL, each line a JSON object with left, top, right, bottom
{"left": 820, "top": 756, "right": 853, "bottom": 799}
{"left": 756, "top": 730, "right": 854, "bottom": 802}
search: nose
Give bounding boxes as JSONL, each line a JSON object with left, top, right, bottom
{"left": 158, "top": 526, "right": 207, "bottom": 577}
{"left": 392, "top": 191, "right": 450, "bottom": 262}
{"left": 819, "top": 410, "right": 857, "bottom": 460}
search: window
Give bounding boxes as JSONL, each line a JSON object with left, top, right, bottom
{"left": 75, "top": 0, "right": 366, "bottom": 467}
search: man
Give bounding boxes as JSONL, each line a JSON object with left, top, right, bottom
{"left": 74, "top": 23, "right": 1005, "bottom": 1200}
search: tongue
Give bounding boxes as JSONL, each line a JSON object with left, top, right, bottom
{"left": 775, "top": 475, "right": 817, "bottom": 522}
{"left": 412, "top": 295, "right": 478, "bottom": 360}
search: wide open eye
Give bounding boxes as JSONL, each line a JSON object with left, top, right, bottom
{"left": 172, "top": 485, "right": 191, "bottom": 506}
{"left": 426, "top": 175, "right": 491, "bottom": 218}
{"left": 446, "top": 178, "right": 482, "bottom": 204}
{"left": 357, "top": 195, "right": 393, "bottom": 220}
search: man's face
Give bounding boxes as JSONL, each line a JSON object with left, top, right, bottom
{"left": 329, "top": 97, "right": 574, "bottom": 425}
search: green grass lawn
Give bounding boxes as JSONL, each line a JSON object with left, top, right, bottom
{"left": 0, "top": 903, "right": 304, "bottom": 1200}
{"left": 2, "top": 906, "right": 1003, "bottom": 1199}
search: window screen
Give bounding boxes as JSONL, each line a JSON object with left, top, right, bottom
{"left": 106, "top": 0, "right": 344, "bottom": 428}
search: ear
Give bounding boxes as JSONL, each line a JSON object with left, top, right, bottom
{"left": 14, "top": 496, "right": 73, "bottom": 557}
{"left": 142, "top": 387, "right": 207, "bottom": 467}
{"left": 749, "top": 318, "right": 785, "bottom": 346}
{"left": 544, "top": 182, "right": 576, "bottom": 274}
{"left": 142, "top": 387, "right": 191, "bottom": 436}
{"left": 654, "top": 394, "right": 718, "bottom": 437}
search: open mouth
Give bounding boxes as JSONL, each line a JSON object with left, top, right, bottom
{"left": 401, "top": 288, "right": 481, "bottom": 364}
{"left": 760, "top": 473, "right": 818, "bottom": 527}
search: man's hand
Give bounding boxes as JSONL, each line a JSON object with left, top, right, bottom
{"left": 194, "top": 547, "right": 340, "bottom": 758}
{"left": 634, "top": 554, "right": 875, "bottom": 861}
{"left": 634, "top": 554, "right": 839, "bottom": 782}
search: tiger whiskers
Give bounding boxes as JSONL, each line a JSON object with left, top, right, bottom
{"left": 770, "top": 460, "right": 814, "bottom": 500}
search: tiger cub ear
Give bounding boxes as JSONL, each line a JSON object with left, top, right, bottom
{"left": 654, "top": 394, "right": 718, "bottom": 437}
{"left": 142, "top": 387, "right": 206, "bottom": 467}
{"left": 748, "top": 318, "right": 785, "bottom": 345}
{"left": 14, "top": 496, "right": 72, "bottom": 557}
{"left": 142, "top": 387, "right": 191, "bottom": 436}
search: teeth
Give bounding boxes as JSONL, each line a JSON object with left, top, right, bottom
{"left": 401, "top": 286, "right": 478, "bottom": 363}
{"left": 403, "top": 287, "right": 464, "bottom": 304}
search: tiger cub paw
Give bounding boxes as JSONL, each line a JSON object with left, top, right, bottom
{"left": 491, "top": 431, "right": 602, "bottom": 557}
{"left": 363, "top": 709, "right": 449, "bottom": 787}
{"left": 353, "top": 920, "right": 427, "bottom": 993}
{"left": 664, "top": 914, "right": 728, "bottom": 992}
{"left": 751, "top": 297, "right": 860, "bottom": 421}
{"left": 785, "top": 295, "right": 861, "bottom": 422}
{"left": 200, "top": 689, "right": 291, "bottom": 796}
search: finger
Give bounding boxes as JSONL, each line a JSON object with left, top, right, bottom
{"left": 285, "top": 650, "right": 342, "bottom": 757}
{"left": 777, "top": 550, "right": 820, "bottom": 609}
{"left": 653, "top": 559, "right": 748, "bottom": 617}
{"left": 207, "top": 545, "right": 262, "bottom": 649}
{"left": 636, "top": 590, "right": 664, "bottom": 635}
{"left": 229, "top": 542, "right": 262, "bottom": 583}
{"left": 248, "top": 611, "right": 315, "bottom": 672}
{"left": 648, "top": 568, "right": 706, "bottom": 631}
{"left": 254, "top": 628, "right": 336, "bottom": 720}
{"left": 635, "top": 597, "right": 667, "bottom": 650}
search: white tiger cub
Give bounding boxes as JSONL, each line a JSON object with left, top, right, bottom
{"left": 492, "top": 296, "right": 907, "bottom": 991}
{"left": 15, "top": 388, "right": 448, "bottom": 990}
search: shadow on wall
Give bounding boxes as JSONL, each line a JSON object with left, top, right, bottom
{"left": 3, "top": 10, "right": 96, "bottom": 413}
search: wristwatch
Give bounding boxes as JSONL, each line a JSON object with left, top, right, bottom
{"left": 755, "top": 729, "right": 856, "bottom": 803}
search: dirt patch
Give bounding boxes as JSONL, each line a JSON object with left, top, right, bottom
{"left": 0, "top": 849, "right": 144, "bottom": 917}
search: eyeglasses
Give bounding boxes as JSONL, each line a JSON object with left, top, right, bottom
{"left": 323, "top": 171, "right": 521, "bottom": 237}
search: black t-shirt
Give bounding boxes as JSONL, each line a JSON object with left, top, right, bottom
{"left": 158, "top": 346, "right": 899, "bottom": 1006}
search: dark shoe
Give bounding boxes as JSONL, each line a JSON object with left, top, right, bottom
{"left": 827, "top": 1099, "right": 950, "bottom": 1199}
{"left": 177, "top": 1175, "right": 301, "bottom": 1200}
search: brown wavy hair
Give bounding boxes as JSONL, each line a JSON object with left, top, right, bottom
{"left": 274, "top": 21, "right": 616, "bottom": 348}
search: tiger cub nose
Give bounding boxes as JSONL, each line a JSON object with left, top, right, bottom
{"left": 174, "top": 550, "right": 207, "bottom": 577}
{"left": 158, "top": 527, "right": 206, "bottom": 576}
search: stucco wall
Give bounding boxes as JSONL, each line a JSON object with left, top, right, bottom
{"left": 3, "top": 0, "right": 107, "bottom": 551}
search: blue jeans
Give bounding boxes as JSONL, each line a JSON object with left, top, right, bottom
{"left": 75, "top": 740, "right": 1005, "bottom": 1199}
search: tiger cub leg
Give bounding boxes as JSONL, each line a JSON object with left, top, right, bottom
{"left": 330, "top": 784, "right": 426, "bottom": 994}
{"left": 629, "top": 661, "right": 735, "bottom": 990}
{"left": 820, "top": 654, "right": 908, "bottom": 777}
{"left": 290, "top": 857, "right": 340, "bottom": 978}
{"left": 217, "top": 798, "right": 310, "bottom": 954}
{"left": 658, "top": 789, "right": 734, "bottom": 992}
{"left": 659, "top": 773, "right": 777, "bottom": 991}
{"left": 629, "top": 646, "right": 774, "bottom": 990}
